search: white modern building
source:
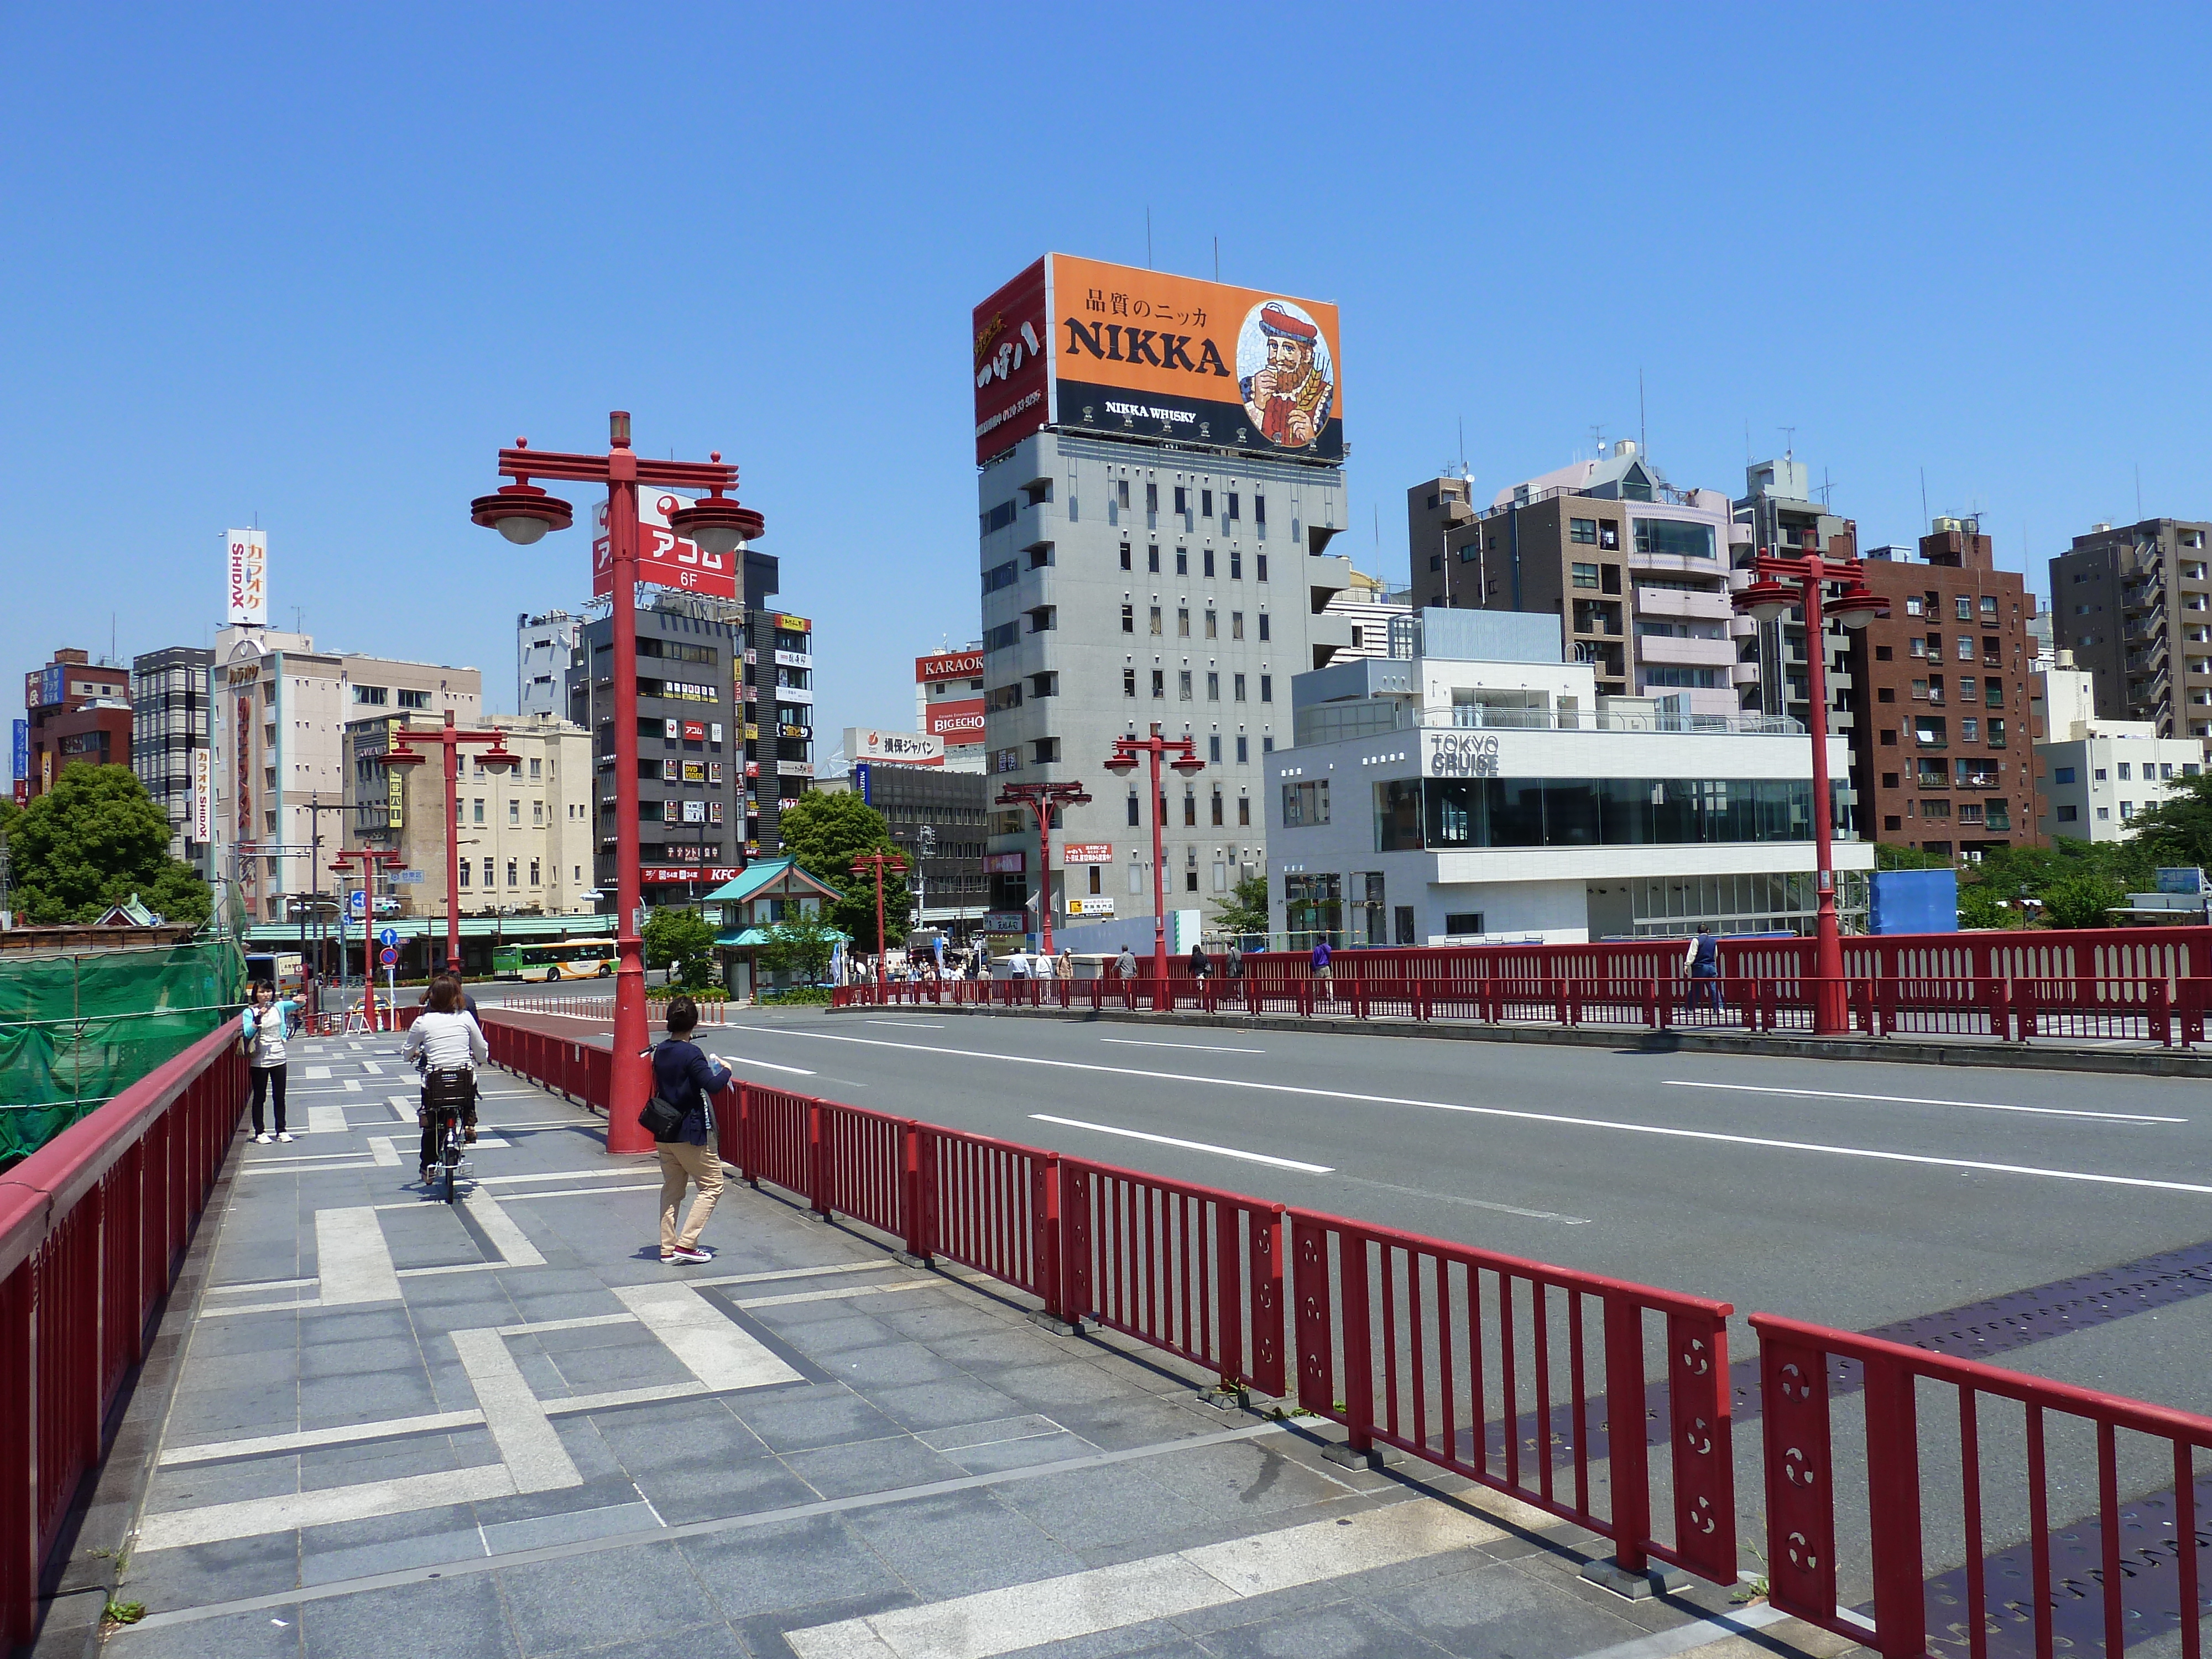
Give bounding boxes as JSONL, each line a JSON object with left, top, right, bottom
{"left": 1267, "top": 609, "right": 1871, "bottom": 945}
{"left": 2036, "top": 654, "right": 2205, "bottom": 840}
{"left": 517, "top": 610, "right": 582, "bottom": 719}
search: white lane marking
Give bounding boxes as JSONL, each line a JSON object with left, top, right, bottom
{"left": 770, "top": 1029, "right": 2212, "bottom": 1200}
{"left": 159, "top": 1410, "right": 486, "bottom": 1467}
{"left": 863, "top": 1020, "right": 945, "bottom": 1028}
{"left": 702, "top": 1050, "right": 816, "bottom": 1077}
{"left": 199, "top": 1297, "right": 321, "bottom": 1319}
{"left": 305, "top": 1105, "right": 351, "bottom": 1136}
{"left": 303, "top": 1066, "right": 331, "bottom": 1080}
{"left": 135, "top": 1465, "right": 516, "bottom": 1553}
{"left": 1031, "top": 1114, "right": 1333, "bottom": 1174}
{"left": 493, "top": 1183, "right": 661, "bottom": 1203}
{"left": 690, "top": 1260, "right": 898, "bottom": 1290}
{"left": 241, "top": 1149, "right": 372, "bottom": 1167}
{"left": 343, "top": 1079, "right": 362, "bottom": 1093}
{"left": 546, "top": 1383, "right": 706, "bottom": 1416}
{"left": 1563, "top": 1604, "right": 1792, "bottom": 1659}
{"left": 205, "top": 1276, "right": 319, "bottom": 1296}
{"left": 784, "top": 1498, "right": 1500, "bottom": 1659}
{"left": 736, "top": 1277, "right": 938, "bottom": 1310}
{"left": 366, "top": 1136, "right": 402, "bottom": 1167}
{"left": 1662, "top": 1078, "right": 2185, "bottom": 1124}
{"left": 361, "top": 1061, "right": 384, "bottom": 1074}
{"left": 474, "top": 1166, "right": 656, "bottom": 1187}
{"left": 1099, "top": 1037, "right": 1266, "bottom": 1055}
{"left": 314, "top": 1208, "right": 400, "bottom": 1306}
{"left": 1332, "top": 1173, "right": 1590, "bottom": 1227}
{"left": 449, "top": 1328, "right": 581, "bottom": 1493}
{"left": 396, "top": 1261, "right": 507, "bottom": 1280}
{"left": 237, "top": 1160, "right": 373, "bottom": 1177}
{"left": 462, "top": 1190, "right": 547, "bottom": 1267}
{"left": 389, "top": 1096, "right": 416, "bottom": 1120}
{"left": 612, "top": 1281, "right": 802, "bottom": 1390}
{"left": 497, "top": 1312, "right": 638, "bottom": 1338}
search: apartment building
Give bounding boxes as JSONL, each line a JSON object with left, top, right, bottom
{"left": 2036, "top": 654, "right": 2204, "bottom": 839}
{"left": 1732, "top": 456, "right": 1859, "bottom": 738}
{"left": 915, "top": 645, "right": 986, "bottom": 770}
{"left": 1845, "top": 519, "right": 2043, "bottom": 856}
{"left": 516, "top": 611, "right": 582, "bottom": 719}
{"left": 347, "top": 711, "right": 595, "bottom": 917}
{"left": 131, "top": 646, "right": 215, "bottom": 872}
{"left": 22, "top": 647, "right": 132, "bottom": 799}
{"left": 1323, "top": 568, "right": 1412, "bottom": 661}
{"left": 205, "top": 628, "right": 482, "bottom": 922}
{"left": 1413, "top": 444, "right": 1743, "bottom": 718}
{"left": 2048, "top": 517, "right": 2212, "bottom": 738}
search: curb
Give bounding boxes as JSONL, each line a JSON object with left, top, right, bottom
{"left": 830, "top": 1001, "right": 2212, "bottom": 1079}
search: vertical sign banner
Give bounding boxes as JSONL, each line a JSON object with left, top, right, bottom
{"left": 191, "top": 745, "right": 211, "bottom": 842}
{"left": 387, "top": 768, "right": 404, "bottom": 830}
{"left": 592, "top": 492, "right": 737, "bottom": 599}
{"left": 226, "top": 530, "right": 269, "bottom": 625}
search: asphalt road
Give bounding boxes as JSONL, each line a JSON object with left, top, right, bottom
{"left": 688, "top": 1006, "right": 2212, "bottom": 1420}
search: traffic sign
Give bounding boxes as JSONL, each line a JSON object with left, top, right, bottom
{"left": 379, "top": 927, "right": 399, "bottom": 948}
{"left": 346, "top": 890, "right": 366, "bottom": 920}
{"left": 380, "top": 948, "right": 398, "bottom": 967}
{"left": 391, "top": 869, "right": 425, "bottom": 884}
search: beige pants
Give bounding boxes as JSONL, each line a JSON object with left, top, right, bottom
{"left": 656, "top": 1140, "right": 726, "bottom": 1253}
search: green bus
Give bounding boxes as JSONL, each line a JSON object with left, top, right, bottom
{"left": 493, "top": 941, "right": 618, "bottom": 982}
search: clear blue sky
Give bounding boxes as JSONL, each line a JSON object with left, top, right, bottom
{"left": 4, "top": 5, "right": 2207, "bottom": 743}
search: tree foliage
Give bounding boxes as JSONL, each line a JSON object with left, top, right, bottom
{"left": 2040, "top": 872, "right": 2125, "bottom": 931}
{"left": 1874, "top": 843, "right": 1953, "bottom": 872}
{"left": 776, "top": 791, "right": 911, "bottom": 952}
{"left": 2125, "top": 773, "right": 2212, "bottom": 870}
{"left": 641, "top": 907, "right": 720, "bottom": 989}
{"left": 1953, "top": 880, "right": 2011, "bottom": 930}
{"left": 756, "top": 909, "right": 839, "bottom": 985}
{"left": 3, "top": 765, "right": 211, "bottom": 926}
{"left": 1210, "top": 873, "right": 1270, "bottom": 941}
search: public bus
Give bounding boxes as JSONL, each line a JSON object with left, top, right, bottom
{"left": 492, "top": 941, "right": 618, "bottom": 982}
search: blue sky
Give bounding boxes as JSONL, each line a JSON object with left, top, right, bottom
{"left": 4, "top": 4, "right": 2207, "bottom": 744}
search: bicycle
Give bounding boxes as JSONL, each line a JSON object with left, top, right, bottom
{"left": 418, "top": 1066, "right": 475, "bottom": 1203}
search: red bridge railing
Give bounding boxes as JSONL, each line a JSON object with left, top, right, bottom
{"left": 0, "top": 1022, "right": 246, "bottom": 1646}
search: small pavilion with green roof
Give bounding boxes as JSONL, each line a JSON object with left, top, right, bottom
{"left": 703, "top": 858, "right": 846, "bottom": 1001}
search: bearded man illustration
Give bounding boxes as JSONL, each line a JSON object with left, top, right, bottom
{"left": 1239, "top": 302, "right": 1334, "bottom": 450}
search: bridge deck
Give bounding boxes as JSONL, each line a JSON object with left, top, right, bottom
{"left": 87, "top": 1029, "right": 1832, "bottom": 1659}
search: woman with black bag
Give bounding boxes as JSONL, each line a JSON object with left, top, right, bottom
{"left": 648, "top": 997, "right": 732, "bottom": 1265}
{"left": 401, "top": 975, "right": 487, "bottom": 1183}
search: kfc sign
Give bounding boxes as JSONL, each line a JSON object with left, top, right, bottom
{"left": 973, "top": 255, "right": 1344, "bottom": 465}
{"left": 641, "top": 865, "right": 741, "bottom": 885}
{"left": 226, "top": 529, "right": 269, "bottom": 626}
{"left": 592, "top": 492, "right": 737, "bottom": 601}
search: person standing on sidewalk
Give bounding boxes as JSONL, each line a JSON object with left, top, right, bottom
{"left": 1115, "top": 943, "right": 1138, "bottom": 982}
{"left": 239, "top": 980, "right": 299, "bottom": 1143}
{"left": 651, "top": 995, "right": 731, "bottom": 1265}
{"left": 1310, "top": 936, "right": 1333, "bottom": 1002}
{"left": 1684, "top": 925, "right": 1723, "bottom": 1014}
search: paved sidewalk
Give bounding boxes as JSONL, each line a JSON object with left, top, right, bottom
{"left": 97, "top": 1029, "right": 1860, "bottom": 1659}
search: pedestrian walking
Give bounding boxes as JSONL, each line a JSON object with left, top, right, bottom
{"left": 1684, "top": 925, "right": 1723, "bottom": 1014}
{"left": 1053, "top": 947, "right": 1074, "bottom": 983}
{"left": 1310, "top": 937, "right": 1333, "bottom": 1001}
{"left": 401, "top": 975, "right": 488, "bottom": 1180}
{"left": 239, "top": 980, "right": 299, "bottom": 1142}
{"left": 650, "top": 995, "right": 730, "bottom": 1264}
{"left": 1188, "top": 941, "right": 1212, "bottom": 982}
{"left": 1115, "top": 943, "right": 1138, "bottom": 982}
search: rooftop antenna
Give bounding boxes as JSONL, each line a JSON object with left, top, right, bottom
{"left": 1819, "top": 468, "right": 1835, "bottom": 510}
{"left": 1779, "top": 426, "right": 1796, "bottom": 462}
{"left": 1457, "top": 416, "right": 1468, "bottom": 478}
{"left": 1638, "top": 367, "right": 1647, "bottom": 455}
{"left": 1919, "top": 466, "right": 1930, "bottom": 533}
{"left": 1587, "top": 424, "right": 1608, "bottom": 458}
{"left": 1744, "top": 419, "right": 1751, "bottom": 465}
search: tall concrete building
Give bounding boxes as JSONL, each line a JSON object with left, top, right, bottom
{"left": 1845, "top": 519, "right": 2044, "bottom": 855}
{"left": 1412, "top": 444, "right": 1743, "bottom": 718}
{"left": 516, "top": 611, "right": 582, "bottom": 718}
{"left": 2048, "top": 517, "right": 2212, "bottom": 739}
{"left": 22, "top": 647, "right": 132, "bottom": 799}
{"left": 915, "top": 645, "right": 985, "bottom": 770}
{"left": 972, "top": 254, "right": 1353, "bottom": 937}
{"left": 131, "top": 645, "right": 215, "bottom": 872}
{"left": 2035, "top": 653, "right": 2205, "bottom": 840}
{"left": 1732, "top": 456, "right": 1859, "bottom": 737}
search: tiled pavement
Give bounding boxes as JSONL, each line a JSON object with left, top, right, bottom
{"left": 95, "top": 1031, "right": 1861, "bottom": 1659}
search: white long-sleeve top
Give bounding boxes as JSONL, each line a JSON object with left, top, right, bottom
{"left": 401, "top": 1010, "right": 488, "bottom": 1071}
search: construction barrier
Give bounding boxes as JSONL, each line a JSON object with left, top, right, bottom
{"left": 0, "top": 1022, "right": 246, "bottom": 1645}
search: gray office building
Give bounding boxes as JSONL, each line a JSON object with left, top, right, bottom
{"left": 977, "top": 433, "right": 1353, "bottom": 935}
{"left": 2049, "top": 517, "right": 2212, "bottom": 739}
{"left": 131, "top": 645, "right": 215, "bottom": 874}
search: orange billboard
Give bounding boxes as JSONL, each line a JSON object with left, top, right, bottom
{"left": 973, "top": 254, "right": 1343, "bottom": 463}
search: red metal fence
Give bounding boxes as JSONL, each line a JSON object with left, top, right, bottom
{"left": 0, "top": 1022, "right": 246, "bottom": 1646}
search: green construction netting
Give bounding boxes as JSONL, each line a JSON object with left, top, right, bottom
{"left": 0, "top": 938, "right": 247, "bottom": 1166}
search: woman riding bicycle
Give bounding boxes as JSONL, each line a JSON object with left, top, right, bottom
{"left": 400, "top": 974, "right": 487, "bottom": 1184}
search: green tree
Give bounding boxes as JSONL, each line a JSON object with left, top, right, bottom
{"left": 776, "top": 791, "right": 912, "bottom": 952}
{"left": 5, "top": 765, "right": 211, "bottom": 926}
{"left": 756, "top": 908, "right": 839, "bottom": 985}
{"left": 1954, "top": 880, "right": 2011, "bottom": 930}
{"left": 2126, "top": 772, "right": 2212, "bottom": 870}
{"left": 2041, "top": 872, "right": 2125, "bottom": 931}
{"left": 1210, "top": 873, "right": 1270, "bottom": 941}
{"left": 642, "top": 907, "right": 720, "bottom": 989}
{"left": 1875, "top": 843, "right": 1953, "bottom": 871}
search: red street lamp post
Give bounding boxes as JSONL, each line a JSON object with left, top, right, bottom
{"left": 472, "top": 414, "right": 762, "bottom": 1155}
{"left": 328, "top": 847, "right": 405, "bottom": 1030}
{"left": 1733, "top": 552, "right": 1888, "bottom": 1035}
{"left": 1101, "top": 727, "right": 1204, "bottom": 1010}
{"left": 995, "top": 781, "right": 1092, "bottom": 958}
{"left": 382, "top": 711, "right": 521, "bottom": 978}
{"left": 849, "top": 849, "right": 910, "bottom": 993}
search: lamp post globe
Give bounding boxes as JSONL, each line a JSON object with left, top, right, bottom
{"left": 1829, "top": 583, "right": 1888, "bottom": 630}
{"left": 668, "top": 462, "right": 765, "bottom": 557}
{"left": 471, "top": 478, "right": 574, "bottom": 546}
{"left": 1733, "top": 580, "right": 1796, "bottom": 625}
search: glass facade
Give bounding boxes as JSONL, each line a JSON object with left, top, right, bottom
{"left": 1373, "top": 777, "right": 1851, "bottom": 852}
{"left": 1632, "top": 518, "right": 1716, "bottom": 559}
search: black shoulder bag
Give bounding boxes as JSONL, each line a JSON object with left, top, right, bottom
{"left": 638, "top": 1043, "right": 687, "bottom": 1140}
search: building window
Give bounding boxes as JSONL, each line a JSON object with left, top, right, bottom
{"left": 1877, "top": 687, "right": 1895, "bottom": 703}
{"left": 1032, "top": 738, "right": 1060, "bottom": 764}
{"left": 2121, "top": 801, "right": 2136, "bottom": 820}
{"left": 1260, "top": 675, "right": 1273, "bottom": 702}
{"left": 2057, "top": 804, "right": 2079, "bottom": 822}
{"left": 1178, "top": 607, "right": 1191, "bottom": 637}
{"left": 1570, "top": 519, "right": 1598, "bottom": 545}
{"left": 1182, "top": 792, "right": 1197, "bottom": 826}
{"left": 1955, "top": 595, "right": 1974, "bottom": 621}
{"left": 2117, "top": 761, "right": 2132, "bottom": 780}
{"left": 483, "top": 858, "right": 495, "bottom": 885}
{"left": 507, "top": 859, "right": 519, "bottom": 887}
{"left": 1204, "top": 548, "right": 1215, "bottom": 578}
{"left": 1121, "top": 604, "right": 1134, "bottom": 634}
{"left": 1238, "top": 795, "right": 1251, "bottom": 825}
{"left": 1178, "top": 670, "right": 1193, "bottom": 700}
{"left": 1256, "top": 554, "right": 1269, "bottom": 582}
{"left": 1631, "top": 519, "right": 1712, "bottom": 558}
{"left": 1127, "top": 794, "right": 1140, "bottom": 826}
{"left": 1205, "top": 608, "right": 1218, "bottom": 639}
{"left": 1176, "top": 549, "right": 1189, "bottom": 576}
{"left": 1906, "top": 596, "right": 1924, "bottom": 617}
{"left": 1146, "top": 482, "right": 1159, "bottom": 512}
{"left": 1124, "top": 668, "right": 1136, "bottom": 698}
{"left": 508, "top": 799, "right": 521, "bottom": 826}
{"left": 1147, "top": 545, "right": 1160, "bottom": 572}
{"left": 2097, "top": 806, "right": 2111, "bottom": 820}
{"left": 1958, "top": 636, "right": 1975, "bottom": 661}
{"left": 1202, "top": 489, "right": 1213, "bottom": 517}
{"left": 398, "top": 689, "right": 431, "bottom": 709}
{"left": 2053, "top": 765, "right": 2076, "bottom": 784}
{"left": 1258, "top": 613, "right": 1271, "bottom": 641}
{"left": 1961, "top": 719, "right": 1979, "bottom": 743}
{"left": 1232, "top": 611, "right": 1245, "bottom": 640}
{"left": 1227, "top": 492, "right": 1240, "bottom": 520}
{"left": 1117, "top": 480, "right": 1130, "bottom": 509}
{"left": 353, "top": 685, "right": 388, "bottom": 705}
{"left": 1149, "top": 606, "right": 1162, "bottom": 635}
{"left": 1230, "top": 550, "right": 1242, "bottom": 580}
{"left": 1875, "top": 645, "right": 1893, "bottom": 661}
{"left": 1151, "top": 670, "right": 1165, "bottom": 698}
{"left": 1572, "top": 562, "right": 1599, "bottom": 589}
{"left": 1207, "top": 671, "right": 1220, "bottom": 700}
{"left": 1211, "top": 789, "right": 1224, "bottom": 826}
{"left": 458, "top": 861, "right": 470, "bottom": 888}
{"left": 1120, "top": 542, "right": 1131, "bottom": 571}
{"left": 1444, "top": 912, "right": 1484, "bottom": 937}
{"left": 1281, "top": 779, "right": 1330, "bottom": 826}
{"left": 1236, "top": 734, "right": 1249, "bottom": 763}
{"left": 1234, "top": 674, "right": 1246, "bottom": 701}
{"left": 529, "top": 859, "right": 540, "bottom": 884}
{"left": 473, "top": 798, "right": 486, "bottom": 823}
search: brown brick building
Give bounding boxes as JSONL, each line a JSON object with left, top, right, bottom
{"left": 22, "top": 647, "right": 133, "bottom": 800}
{"left": 1845, "top": 520, "right": 2044, "bottom": 855}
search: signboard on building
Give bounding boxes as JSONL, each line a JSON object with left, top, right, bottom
{"left": 984, "top": 911, "right": 1028, "bottom": 933}
{"left": 226, "top": 529, "right": 269, "bottom": 625}
{"left": 681, "top": 721, "right": 706, "bottom": 740}
{"left": 1426, "top": 730, "right": 1501, "bottom": 778}
{"left": 591, "top": 491, "right": 736, "bottom": 600}
{"left": 1067, "top": 896, "right": 1116, "bottom": 917}
{"left": 845, "top": 728, "right": 943, "bottom": 766}
{"left": 10, "top": 720, "right": 25, "bottom": 785}
{"left": 387, "top": 768, "right": 404, "bottom": 829}
{"left": 927, "top": 702, "right": 986, "bottom": 740}
{"left": 982, "top": 851, "right": 1025, "bottom": 874}
{"left": 191, "top": 744, "right": 211, "bottom": 842}
{"left": 972, "top": 254, "right": 1344, "bottom": 463}
{"left": 1061, "top": 843, "right": 1114, "bottom": 865}
{"left": 778, "top": 760, "right": 815, "bottom": 778}
{"left": 774, "top": 613, "right": 811, "bottom": 634}
{"left": 916, "top": 651, "right": 985, "bottom": 682}
{"left": 642, "top": 865, "right": 741, "bottom": 884}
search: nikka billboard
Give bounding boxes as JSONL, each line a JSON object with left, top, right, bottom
{"left": 973, "top": 254, "right": 1343, "bottom": 465}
